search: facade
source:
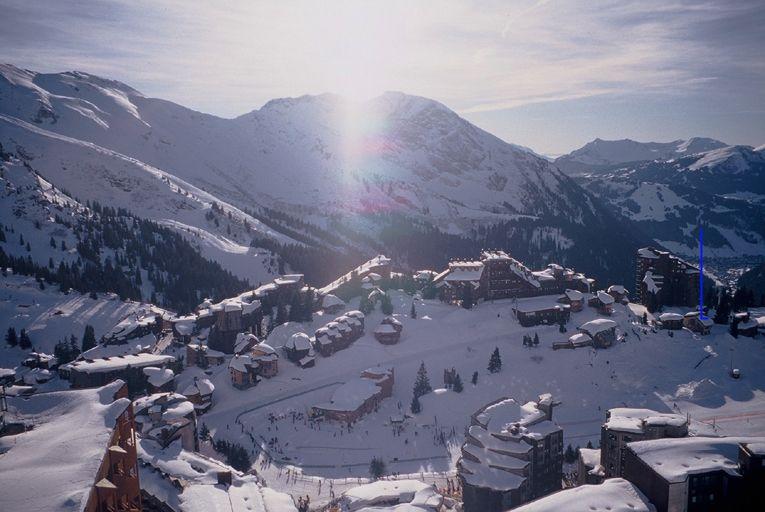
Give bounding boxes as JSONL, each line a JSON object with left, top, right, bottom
{"left": 623, "top": 436, "right": 765, "bottom": 512}
{"left": 311, "top": 367, "right": 394, "bottom": 423}
{"left": 514, "top": 302, "right": 570, "bottom": 328}
{"left": 0, "top": 381, "right": 142, "bottom": 512}
{"left": 577, "top": 448, "right": 605, "bottom": 485}
{"left": 458, "top": 394, "right": 563, "bottom": 512}
{"left": 658, "top": 313, "right": 684, "bottom": 330}
{"left": 314, "top": 311, "right": 365, "bottom": 356}
{"left": 636, "top": 247, "right": 700, "bottom": 312}
{"left": 436, "top": 260, "right": 486, "bottom": 303}
{"left": 557, "top": 289, "right": 584, "bottom": 312}
{"left": 588, "top": 290, "right": 615, "bottom": 315}
{"left": 600, "top": 407, "right": 688, "bottom": 478}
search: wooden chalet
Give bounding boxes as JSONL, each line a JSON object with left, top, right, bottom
{"left": 374, "top": 316, "right": 403, "bottom": 344}
{"left": 578, "top": 319, "right": 618, "bottom": 348}
{"left": 283, "top": 332, "right": 316, "bottom": 368}
{"left": 658, "top": 312, "right": 684, "bottom": 330}
{"left": 683, "top": 311, "right": 713, "bottom": 334}
{"left": 588, "top": 290, "right": 615, "bottom": 315}
{"left": 513, "top": 298, "right": 571, "bottom": 327}
{"left": 557, "top": 288, "right": 584, "bottom": 312}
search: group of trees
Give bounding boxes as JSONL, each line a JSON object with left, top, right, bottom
{"left": 5, "top": 327, "right": 32, "bottom": 349}
{"left": 52, "top": 325, "right": 97, "bottom": 364}
{"left": 213, "top": 439, "right": 251, "bottom": 472}
{"left": 522, "top": 333, "right": 540, "bottom": 347}
{"left": 1, "top": 201, "right": 251, "bottom": 313}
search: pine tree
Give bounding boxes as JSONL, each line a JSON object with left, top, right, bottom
{"left": 729, "top": 321, "right": 738, "bottom": 338}
{"left": 369, "top": 456, "right": 386, "bottom": 479}
{"left": 453, "top": 373, "right": 464, "bottom": 393}
{"left": 586, "top": 440, "right": 594, "bottom": 449}
{"left": 289, "top": 293, "right": 303, "bottom": 322}
{"left": 488, "top": 347, "right": 502, "bottom": 373}
{"left": 380, "top": 293, "right": 393, "bottom": 315}
{"left": 81, "top": 324, "right": 97, "bottom": 352}
{"left": 410, "top": 394, "right": 422, "bottom": 414}
{"left": 19, "top": 328, "right": 32, "bottom": 350}
{"left": 564, "top": 444, "right": 577, "bottom": 464}
{"left": 642, "top": 311, "right": 648, "bottom": 325}
{"left": 302, "top": 288, "right": 315, "bottom": 322}
{"left": 50, "top": 236, "right": 56, "bottom": 248}
{"left": 413, "top": 361, "right": 432, "bottom": 397}
{"left": 533, "top": 332, "right": 540, "bottom": 346}
{"left": 471, "top": 371, "right": 478, "bottom": 385}
{"left": 6, "top": 327, "right": 18, "bottom": 347}
{"left": 410, "top": 301, "right": 417, "bottom": 319}
{"left": 69, "top": 334, "right": 81, "bottom": 360}
{"left": 199, "top": 423, "right": 210, "bottom": 441}
{"left": 714, "top": 293, "right": 731, "bottom": 325}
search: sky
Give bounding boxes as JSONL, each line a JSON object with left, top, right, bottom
{"left": 1, "top": 0, "right": 764, "bottom": 155}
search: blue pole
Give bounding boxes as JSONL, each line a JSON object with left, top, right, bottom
{"left": 699, "top": 227, "right": 705, "bottom": 319}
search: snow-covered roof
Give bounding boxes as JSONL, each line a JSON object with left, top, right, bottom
{"left": 63, "top": 353, "right": 175, "bottom": 374}
{"left": 445, "top": 261, "right": 484, "bottom": 282}
{"left": 339, "top": 480, "right": 443, "bottom": 511}
{"left": 134, "top": 393, "right": 195, "bottom": 424}
{"left": 564, "top": 289, "right": 584, "bottom": 301}
{"left": 596, "top": 290, "right": 615, "bottom": 304}
{"left": 579, "top": 319, "right": 617, "bottom": 335}
{"left": 607, "top": 285, "right": 628, "bottom": 295}
{"left": 604, "top": 408, "right": 686, "bottom": 434}
{"left": 0, "top": 381, "right": 131, "bottom": 512}
{"left": 628, "top": 436, "right": 765, "bottom": 483}
{"left": 143, "top": 366, "right": 175, "bottom": 387}
{"left": 251, "top": 342, "right": 278, "bottom": 361}
{"left": 659, "top": 312, "right": 683, "bottom": 322}
{"left": 315, "top": 378, "right": 381, "bottom": 412}
{"left": 285, "top": 332, "right": 313, "bottom": 351}
{"left": 234, "top": 332, "right": 258, "bottom": 353}
{"left": 274, "top": 274, "right": 303, "bottom": 286}
{"left": 375, "top": 323, "right": 398, "bottom": 334}
{"left": 346, "top": 310, "right": 365, "bottom": 319}
{"left": 637, "top": 247, "right": 660, "bottom": 259}
{"left": 568, "top": 333, "right": 592, "bottom": 345}
{"left": 182, "top": 378, "right": 214, "bottom": 397}
{"left": 321, "top": 293, "right": 345, "bottom": 309}
{"left": 512, "top": 478, "right": 654, "bottom": 512}
{"left": 229, "top": 354, "right": 256, "bottom": 372}
{"left": 414, "top": 270, "right": 438, "bottom": 281}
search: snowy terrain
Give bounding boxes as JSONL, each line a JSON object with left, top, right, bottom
{"left": 168, "top": 290, "right": 765, "bottom": 506}
{"left": 0, "top": 64, "right": 646, "bottom": 286}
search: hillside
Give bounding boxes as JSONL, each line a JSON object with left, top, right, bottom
{"left": 0, "top": 64, "right": 652, "bottom": 286}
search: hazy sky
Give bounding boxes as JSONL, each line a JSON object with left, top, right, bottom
{"left": 2, "top": 0, "right": 764, "bottom": 155}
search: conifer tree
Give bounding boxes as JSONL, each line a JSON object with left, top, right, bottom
{"left": 714, "top": 293, "right": 731, "bottom": 324}
{"left": 81, "top": 324, "right": 97, "bottom": 352}
{"left": 19, "top": 328, "right": 32, "bottom": 350}
{"left": 488, "top": 347, "right": 502, "bottom": 373}
{"left": 564, "top": 444, "right": 577, "bottom": 464}
{"left": 380, "top": 293, "right": 393, "bottom": 315}
{"left": 453, "top": 373, "right": 464, "bottom": 393}
{"left": 471, "top": 371, "right": 478, "bottom": 385}
{"left": 413, "top": 361, "right": 432, "bottom": 397}
{"left": 410, "top": 301, "right": 417, "bottom": 319}
{"left": 410, "top": 394, "right": 422, "bottom": 414}
{"left": 6, "top": 327, "right": 17, "bottom": 347}
{"left": 533, "top": 332, "right": 540, "bottom": 346}
{"left": 369, "top": 457, "right": 386, "bottom": 479}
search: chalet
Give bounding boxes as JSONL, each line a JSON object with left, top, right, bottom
{"left": 133, "top": 392, "right": 197, "bottom": 451}
{"left": 171, "top": 315, "right": 197, "bottom": 344}
{"left": 733, "top": 312, "right": 759, "bottom": 337}
{"left": 458, "top": 394, "right": 563, "bottom": 511}
{"left": 320, "top": 293, "right": 346, "bottom": 313}
{"left": 588, "top": 290, "right": 615, "bottom": 315}
{"left": 557, "top": 289, "right": 584, "bottom": 312}
{"left": 683, "top": 311, "right": 713, "bottom": 335}
{"left": 623, "top": 436, "right": 765, "bottom": 512}
{"left": 513, "top": 297, "right": 571, "bottom": 327}
{"left": 600, "top": 407, "right": 688, "bottom": 478}
{"left": 283, "top": 332, "right": 316, "bottom": 368}
{"left": 228, "top": 355, "right": 260, "bottom": 389}
{"left": 361, "top": 273, "right": 383, "bottom": 290}
{"left": 22, "top": 351, "right": 57, "bottom": 370}
{"left": 311, "top": 367, "right": 394, "bottom": 423}
{"left": 658, "top": 312, "right": 684, "bottom": 330}
{"left": 182, "top": 376, "right": 215, "bottom": 414}
{"left": 143, "top": 366, "right": 175, "bottom": 393}
{"left": 0, "top": 381, "right": 142, "bottom": 512}
{"left": 607, "top": 285, "right": 629, "bottom": 303}
{"left": 636, "top": 247, "right": 701, "bottom": 312}
{"left": 578, "top": 319, "right": 618, "bottom": 348}
{"left": 186, "top": 342, "right": 225, "bottom": 368}
{"left": 233, "top": 332, "right": 259, "bottom": 355}
{"left": 374, "top": 317, "right": 403, "bottom": 345}
{"left": 61, "top": 353, "right": 175, "bottom": 389}
{"left": 0, "top": 367, "right": 15, "bottom": 385}
{"left": 552, "top": 332, "right": 594, "bottom": 350}
{"left": 250, "top": 343, "right": 279, "bottom": 377}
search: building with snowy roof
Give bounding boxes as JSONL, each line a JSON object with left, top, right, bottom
{"left": 0, "top": 381, "right": 142, "bottom": 512}
{"left": 623, "top": 436, "right": 765, "bottom": 512}
{"left": 557, "top": 288, "right": 585, "bottom": 311}
{"left": 283, "top": 332, "right": 316, "bottom": 367}
{"left": 636, "top": 247, "right": 701, "bottom": 313}
{"left": 133, "top": 392, "right": 197, "bottom": 451}
{"left": 658, "top": 312, "right": 684, "bottom": 330}
{"left": 458, "top": 393, "right": 563, "bottom": 511}
{"left": 181, "top": 376, "right": 215, "bottom": 413}
{"left": 513, "top": 478, "right": 655, "bottom": 512}
{"left": 61, "top": 352, "right": 175, "bottom": 389}
{"left": 683, "top": 311, "right": 713, "bottom": 335}
{"left": 314, "top": 313, "right": 365, "bottom": 357}
{"left": 338, "top": 479, "right": 443, "bottom": 511}
{"left": 578, "top": 318, "right": 618, "bottom": 348}
{"left": 320, "top": 293, "right": 346, "bottom": 313}
{"left": 513, "top": 297, "right": 571, "bottom": 327}
{"left": 311, "top": 367, "right": 394, "bottom": 423}
{"left": 601, "top": 408, "right": 689, "bottom": 478}
{"left": 588, "top": 290, "right": 615, "bottom": 315}
{"left": 375, "top": 316, "right": 403, "bottom": 344}
{"left": 577, "top": 447, "right": 605, "bottom": 485}
{"left": 732, "top": 311, "right": 759, "bottom": 337}
{"left": 143, "top": 366, "right": 175, "bottom": 393}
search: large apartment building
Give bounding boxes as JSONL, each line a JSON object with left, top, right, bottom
{"left": 458, "top": 394, "right": 563, "bottom": 511}
{"left": 635, "top": 247, "right": 700, "bottom": 312}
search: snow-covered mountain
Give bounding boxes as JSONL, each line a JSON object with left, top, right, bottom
{"left": 554, "top": 137, "right": 728, "bottom": 175}
{"left": 578, "top": 144, "right": 765, "bottom": 262}
{"left": 0, "top": 64, "right": 649, "bottom": 285}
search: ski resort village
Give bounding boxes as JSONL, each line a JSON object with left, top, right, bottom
{"left": 2, "top": 244, "right": 765, "bottom": 512}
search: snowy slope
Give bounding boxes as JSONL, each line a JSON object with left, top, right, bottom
{"left": 555, "top": 137, "right": 727, "bottom": 175}
{"left": 0, "top": 64, "right": 648, "bottom": 286}
{"left": 578, "top": 145, "right": 765, "bottom": 260}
